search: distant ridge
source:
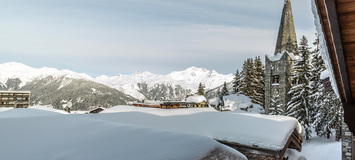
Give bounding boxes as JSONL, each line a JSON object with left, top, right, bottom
{"left": 0, "top": 62, "right": 234, "bottom": 109}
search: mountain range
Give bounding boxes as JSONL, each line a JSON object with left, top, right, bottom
{"left": 0, "top": 62, "right": 234, "bottom": 110}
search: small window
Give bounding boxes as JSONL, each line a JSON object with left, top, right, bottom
{"left": 273, "top": 75, "right": 280, "bottom": 83}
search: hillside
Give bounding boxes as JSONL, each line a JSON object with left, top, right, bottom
{"left": 0, "top": 62, "right": 233, "bottom": 109}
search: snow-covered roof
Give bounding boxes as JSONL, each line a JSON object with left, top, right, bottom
{"left": 186, "top": 95, "right": 207, "bottom": 103}
{"left": 143, "top": 100, "right": 161, "bottom": 105}
{"left": 99, "top": 105, "right": 301, "bottom": 151}
{"left": 267, "top": 51, "right": 300, "bottom": 62}
{"left": 89, "top": 106, "right": 106, "bottom": 112}
{"left": 0, "top": 108, "right": 246, "bottom": 160}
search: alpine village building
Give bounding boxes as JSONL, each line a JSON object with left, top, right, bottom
{"left": 0, "top": 91, "right": 30, "bottom": 108}
{"left": 265, "top": 0, "right": 299, "bottom": 114}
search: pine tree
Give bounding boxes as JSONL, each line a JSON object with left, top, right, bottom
{"left": 197, "top": 83, "right": 205, "bottom": 95}
{"left": 251, "top": 56, "right": 265, "bottom": 107}
{"left": 269, "top": 94, "right": 284, "bottom": 115}
{"left": 221, "top": 82, "right": 229, "bottom": 96}
{"left": 287, "top": 36, "right": 314, "bottom": 140}
{"left": 239, "top": 58, "right": 255, "bottom": 97}
{"left": 232, "top": 70, "right": 242, "bottom": 94}
{"left": 314, "top": 92, "right": 342, "bottom": 139}
{"left": 309, "top": 36, "right": 326, "bottom": 124}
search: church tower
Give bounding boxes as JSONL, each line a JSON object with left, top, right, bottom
{"left": 275, "top": 0, "right": 298, "bottom": 55}
{"left": 265, "top": 0, "right": 298, "bottom": 115}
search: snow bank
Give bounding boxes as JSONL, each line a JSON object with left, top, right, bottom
{"left": 0, "top": 108, "right": 246, "bottom": 160}
{"left": 285, "top": 129, "right": 341, "bottom": 160}
{"left": 29, "top": 105, "right": 69, "bottom": 114}
{"left": 97, "top": 105, "right": 301, "bottom": 151}
{"left": 0, "top": 108, "right": 64, "bottom": 118}
{"left": 102, "top": 105, "right": 217, "bottom": 116}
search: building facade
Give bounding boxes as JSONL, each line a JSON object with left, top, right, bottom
{"left": 0, "top": 91, "right": 30, "bottom": 108}
{"left": 265, "top": 0, "right": 298, "bottom": 114}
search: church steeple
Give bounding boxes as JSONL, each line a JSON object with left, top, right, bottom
{"left": 274, "top": 0, "right": 297, "bottom": 55}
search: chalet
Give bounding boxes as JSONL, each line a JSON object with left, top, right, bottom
{"left": 160, "top": 101, "right": 186, "bottom": 109}
{"left": 0, "top": 91, "right": 30, "bottom": 108}
{"left": 185, "top": 95, "right": 208, "bottom": 108}
{"left": 313, "top": 0, "right": 355, "bottom": 159}
{"left": 132, "top": 100, "right": 161, "bottom": 108}
{"left": 89, "top": 107, "right": 106, "bottom": 114}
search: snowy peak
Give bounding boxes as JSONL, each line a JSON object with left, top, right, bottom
{"left": 0, "top": 62, "right": 92, "bottom": 87}
{"left": 0, "top": 62, "right": 233, "bottom": 101}
{"left": 94, "top": 66, "right": 234, "bottom": 100}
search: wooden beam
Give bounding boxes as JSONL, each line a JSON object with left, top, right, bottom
{"left": 324, "top": 0, "right": 353, "bottom": 104}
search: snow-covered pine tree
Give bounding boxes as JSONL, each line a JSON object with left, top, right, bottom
{"left": 197, "top": 82, "right": 205, "bottom": 96}
{"left": 240, "top": 58, "right": 255, "bottom": 97}
{"left": 232, "top": 69, "right": 242, "bottom": 94}
{"left": 314, "top": 92, "right": 342, "bottom": 139}
{"left": 287, "top": 36, "right": 314, "bottom": 140}
{"left": 310, "top": 36, "right": 326, "bottom": 123}
{"left": 269, "top": 93, "right": 284, "bottom": 115}
{"left": 250, "top": 56, "right": 265, "bottom": 107}
{"left": 221, "top": 82, "right": 229, "bottom": 96}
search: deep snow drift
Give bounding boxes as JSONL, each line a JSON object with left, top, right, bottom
{"left": 0, "top": 108, "right": 246, "bottom": 160}
{"left": 0, "top": 106, "right": 341, "bottom": 159}
{"left": 99, "top": 105, "right": 301, "bottom": 151}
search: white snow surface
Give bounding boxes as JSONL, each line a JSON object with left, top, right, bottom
{"left": 94, "top": 66, "right": 234, "bottom": 100}
{"left": 99, "top": 105, "right": 301, "bottom": 151}
{"left": 312, "top": 0, "right": 340, "bottom": 97}
{"left": 0, "top": 108, "right": 246, "bottom": 160}
{"left": 285, "top": 129, "right": 341, "bottom": 160}
{"left": 186, "top": 95, "right": 207, "bottom": 103}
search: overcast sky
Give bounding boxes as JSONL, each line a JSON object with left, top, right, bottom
{"left": 0, "top": 0, "right": 316, "bottom": 77}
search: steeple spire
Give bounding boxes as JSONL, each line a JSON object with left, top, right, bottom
{"left": 274, "top": 0, "right": 297, "bottom": 55}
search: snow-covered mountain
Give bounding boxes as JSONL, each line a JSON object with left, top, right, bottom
{"left": 0, "top": 62, "right": 93, "bottom": 88}
{"left": 94, "top": 66, "right": 234, "bottom": 100}
{"left": 0, "top": 62, "right": 234, "bottom": 108}
{"left": 0, "top": 62, "right": 135, "bottom": 110}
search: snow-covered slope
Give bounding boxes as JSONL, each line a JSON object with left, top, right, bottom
{"left": 0, "top": 62, "right": 135, "bottom": 110}
{"left": 0, "top": 62, "right": 233, "bottom": 102}
{"left": 0, "top": 62, "right": 92, "bottom": 88}
{"left": 94, "top": 66, "right": 234, "bottom": 100}
{"left": 0, "top": 108, "right": 246, "bottom": 160}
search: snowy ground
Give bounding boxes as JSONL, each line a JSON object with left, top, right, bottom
{"left": 286, "top": 129, "right": 341, "bottom": 160}
{"left": 0, "top": 107, "right": 246, "bottom": 160}
{"left": 0, "top": 106, "right": 341, "bottom": 160}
